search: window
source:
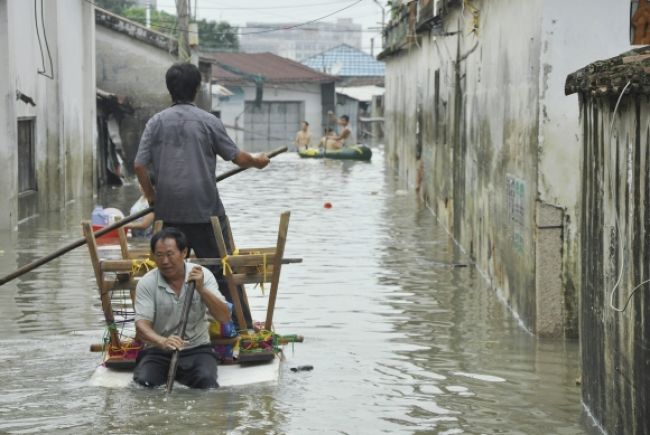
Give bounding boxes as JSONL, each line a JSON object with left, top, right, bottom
{"left": 17, "top": 119, "right": 36, "bottom": 194}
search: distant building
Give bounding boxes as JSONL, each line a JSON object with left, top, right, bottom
{"left": 0, "top": 0, "right": 96, "bottom": 229}
{"left": 133, "top": 0, "right": 157, "bottom": 8}
{"left": 303, "top": 44, "right": 386, "bottom": 143}
{"left": 208, "top": 52, "right": 335, "bottom": 151}
{"left": 239, "top": 18, "right": 362, "bottom": 61}
{"left": 302, "top": 44, "right": 385, "bottom": 86}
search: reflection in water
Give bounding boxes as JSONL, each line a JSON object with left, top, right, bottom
{"left": 0, "top": 151, "right": 589, "bottom": 434}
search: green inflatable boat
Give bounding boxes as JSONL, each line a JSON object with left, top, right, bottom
{"left": 298, "top": 145, "right": 372, "bottom": 161}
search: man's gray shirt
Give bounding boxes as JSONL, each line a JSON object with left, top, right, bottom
{"left": 134, "top": 103, "right": 240, "bottom": 223}
{"left": 134, "top": 262, "right": 226, "bottom": 349}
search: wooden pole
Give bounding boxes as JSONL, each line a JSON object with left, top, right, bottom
{"left": 0, "top": 146, "right": 287, "bottom": 286}
{"left": 265, "top": 211, "right": 290, "bottom": 330}
{"left": 166, "top": 280, "right": 196, "bottom": 394}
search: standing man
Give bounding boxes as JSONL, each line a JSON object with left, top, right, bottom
{"left": 294, "top": 121, "right": 311, "bottom": 150}
{"left": 134, "top": 62, "right": 269, "bottom": 329}
{"left": 133, "top": 227, "right": 231, "bottom": 388}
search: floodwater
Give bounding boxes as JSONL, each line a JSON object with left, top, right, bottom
{"left": 0, "top": 149, "right": 593, "bottom": 434}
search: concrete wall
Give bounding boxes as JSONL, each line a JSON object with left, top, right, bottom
{"left": 382, "top": 0, "right": 629, "bottom": 336}
{"left": 217, "top": 82, "right": 324, "bottom": 152}
{"left": 537, "top": 0, "right": 630, "bottom": 337}
{"left": 579, "top": 95, "right": 650, "bottom": 435}
{"left": 96, "top": 24, "right": 177, "bottom": 170}
{"left": 0, "top": 0, "right": 95, "bottom": 230}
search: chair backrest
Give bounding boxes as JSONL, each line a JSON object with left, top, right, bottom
{"left": 210, "top": 211, "right": 291, "bottom": 330}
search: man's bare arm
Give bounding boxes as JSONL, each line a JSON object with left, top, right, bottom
{"left": 134, "top": 163, "right": 155, "bottom": 205}
{"left": 232, "top": 150, "right": 270, "bottom": 169}
{"left": 135, "top": 319, "right": 186, "bottom": 350}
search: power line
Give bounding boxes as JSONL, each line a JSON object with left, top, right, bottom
{"left": 157, "top": 0, "right": 356, "bottom": 11}
{"left": 238, "top": 0, "right": 364, "bottom": 35}
{"left": 89, "top": 0, "right": 374, "bottom": 36}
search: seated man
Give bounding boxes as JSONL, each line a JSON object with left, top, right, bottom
{"left": 319, "top": 128, "right": 336, "bottom": 149}
{"left": 325, "top": 112, "right": 352, "bottom": 150}
{"left": 133, "top": 227, "right": 231, "bottom": 389}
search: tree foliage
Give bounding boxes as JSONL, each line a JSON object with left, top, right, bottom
{"left": 94, "top": 0, "right": 135, "bottom": 15}
{"left": 119, "top": 7, "right": 239, "bottom": 50}
{"left": 122, "top": 7, "right": 178, "bottom": 35}
{"left": 197, "top": 19, "right": 239, "bottom": 50}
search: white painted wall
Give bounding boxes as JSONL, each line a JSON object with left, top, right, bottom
{"left": 0, "top": 0, "right": 95, "bottom": 229}
{"left": 0, "top": 0, "right": 18, "bottom": 230}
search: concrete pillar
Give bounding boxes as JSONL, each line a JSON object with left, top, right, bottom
{"left": 535, "top": 201, "right": 565, "bottom": 337}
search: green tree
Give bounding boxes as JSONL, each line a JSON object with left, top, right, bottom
{"left": 122, "top": 7, "right": 178, "bottom": 35}
{"left": 197, "top": 19, "right": 239, "bottom": 50}
{"left": 95, "top": 0, "right": 135, "bottom": 15}
{"left": 120, "top": 8, "right": 239, "bottom": 50}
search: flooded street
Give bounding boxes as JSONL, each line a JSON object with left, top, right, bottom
{"left": 0, "top": 149, "right": 589, "bottom": 434}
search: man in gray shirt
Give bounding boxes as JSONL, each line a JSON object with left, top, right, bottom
{"left": 134, "top": 227, "right": 231, "bottom": 388}
{"left": 134, "top": 63, "right": 268, "bottom": 329}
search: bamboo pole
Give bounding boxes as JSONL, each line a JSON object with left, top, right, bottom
{"left": 0, "top": 146, "right": 287, "bottom": 286}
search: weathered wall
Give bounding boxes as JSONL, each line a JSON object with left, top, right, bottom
{"left": 537, "top": 0, "right": 630, "bottom": 337}
{"left": 579, "top": 95, "right": 650, "bottom": 435}
{"left": 0, "top": 0, "right": 95, "bottom": 230}
{"left": 96, "top": 24, "right": 177, "bottom": 169}
{"left": 0, "top": 0, "right": 18, "bottom": 230}
{"left": 385, "top": 0, "right": 543, "bottom": 332}
{"left": 383, "top": 0, "right": 631, "bottom": 336}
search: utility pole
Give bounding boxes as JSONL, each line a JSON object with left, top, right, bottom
{"left": 145, "top": 0, "right": 151, "bottom": 29}
{"left": 176, "top": 0, "right": 190, "bottom": 61}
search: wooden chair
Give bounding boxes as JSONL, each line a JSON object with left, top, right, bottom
{"left": 210, "top": 211, "right": 291, "bottom": 331}
{"left": 82, "top": 221, "right": 154, "bottom": 368}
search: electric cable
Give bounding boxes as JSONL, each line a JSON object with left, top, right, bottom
{"left": 605, "top": 79, "right": 650, "bottom": 313}
{"left": 85, "top": 0, "right": 370, "bottom": 36}
{"left": 34, "top": 0, "right": 54, "bottom": 79}
{"left": 158, "top": 0, "right": 356, "bottom": 11}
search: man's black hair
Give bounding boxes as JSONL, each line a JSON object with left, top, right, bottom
{"left": 302, "top": 121, "right": 309, "bottom": 126}
{"left": 165, "top": 63, "right": 202, "bottom": 103}
{"left": 340, "top": 115, "right": 349, "bottom": 122}
{"left": 150, "top": 227, "right": 188, "bottom": 254}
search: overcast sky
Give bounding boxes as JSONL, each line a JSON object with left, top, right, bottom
{"left": 156, "top": 0, "right": 388, "bottom": 53}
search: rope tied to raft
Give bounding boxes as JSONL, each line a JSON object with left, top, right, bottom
{"left": 131, "top": 257, "right": 157, "bottom": 276}
{"left": 221, "top": 254, "right": 233, "bottom": 276}
{"left": 255, "top": 253, "right": 268, "bottom": 295}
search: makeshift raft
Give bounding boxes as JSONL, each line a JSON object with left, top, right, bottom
{"left": 298, "top": 144, "right": 372, "bottom": 161}
{"left": 83, "top": 211, "right": 302, "bottom": 388}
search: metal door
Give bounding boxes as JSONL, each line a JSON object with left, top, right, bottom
{"left": 244, "top": 101, "right": 302, "bottom": 152}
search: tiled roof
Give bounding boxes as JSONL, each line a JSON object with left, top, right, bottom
{"left": 207, "top": 52, "right": 335, "bottom": 85}
{"left": 565, "top": 46, "right": 650, "bottom": 96}
{"left": 301, "top": 44, "right": 385, "bottom": 77}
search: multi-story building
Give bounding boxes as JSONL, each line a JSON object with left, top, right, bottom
{"left": 239, "top": 18, "right": 362, "bottom": 61}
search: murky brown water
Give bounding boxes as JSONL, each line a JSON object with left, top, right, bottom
{"left": 0, "top": 149, "right": 592, "bottom": 434}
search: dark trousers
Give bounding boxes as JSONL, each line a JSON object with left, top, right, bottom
{"left": 163, "top": 217, "right": 253, "bottom": 329}
{"left": 133, "top": 345, "right": 218, "bottom": 389}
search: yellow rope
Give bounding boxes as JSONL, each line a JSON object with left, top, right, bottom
{"left": 221, "top": 255, "right": 233, "bottom": 276}
{"left": 256, "top": 253, "right": 268, "bottom": 295}
{"left": 131, "top": 257, "right": 157, "bottom": 276}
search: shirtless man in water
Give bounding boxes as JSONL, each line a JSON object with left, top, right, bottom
{"left": 294, "top": 121, "right": 311, "bottom": 150}
{"left": 325, "top": 112, "right": 351, "bottom": 150}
